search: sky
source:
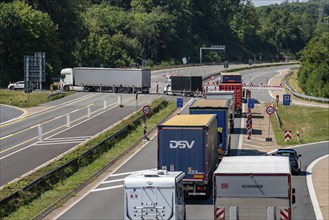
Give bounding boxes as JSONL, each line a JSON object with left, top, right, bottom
{"left": 252, "top": 0, "right": 308, "bottom": 7}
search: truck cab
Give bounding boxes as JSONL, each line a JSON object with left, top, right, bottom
{"left": 60, "top": 68, "right": 74, "bottom": 92}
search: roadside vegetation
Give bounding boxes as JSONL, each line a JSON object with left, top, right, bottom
{"left": 271, "top": 104, "right": 329, "bottom": 146}
{"left": 1, "top": 0, "right": 327, "bottom": 88}
{"left": 0, "top": 90, "right": 74, "bottom": 108}
{"left": 287, "top": 70, "right": 305, "bottom": 94}
{"left": 0, "top": 98, "right": 176, "bottom": 220}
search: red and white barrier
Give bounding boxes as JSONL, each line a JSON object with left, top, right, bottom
{"left": 215, "top": 206, "right": 225, "bottom": 220}
{"left": 280, "top": 207, "right": 290, "bottom": 220}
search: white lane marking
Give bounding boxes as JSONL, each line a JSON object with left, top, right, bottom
{"left": 0, "top": 96, "right": 136, "bottom": 160}
{"left": 35, "top": 141, "right": 85, "bottom": 146}
{"left": 267, "top": 140, "right": 329, "bottom": 155}
{"left": 268, "top": 70, "right": 284, "bottom": 99}
{"left": 100, "top": 178, "right": 124, "bottom": 184}
{"left": 0, "top": 104, "right": 27, "bottom": 126}
{"left": 306, "top": 154, "right": 328, "bottom": 220}
{"left": 91, "top": 185, "right": 123, "bottom": 192}
{"left": 44, "top": 136, "right": 92, "bottom": 141}
{"left": 53, "top": 128, "right": 158, "bottom": 219}
{"left": 0, "top": 96, "right": 135, "bottom": 158}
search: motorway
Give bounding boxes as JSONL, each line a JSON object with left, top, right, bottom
{"left": 2, "top": 64, "right": 327, "bottom": 220}
{"left": 44, "top": 65, "right": 329, "bottom": 220}
{"left": 0, "top": 64, "right": 255, "bottom": 186}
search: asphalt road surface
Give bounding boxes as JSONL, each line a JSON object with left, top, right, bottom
{"left": 1, "top": 64, "right": 255, "bottom": 186}
{"left": 52, "top": 65, "right": 328, "bottom": 220}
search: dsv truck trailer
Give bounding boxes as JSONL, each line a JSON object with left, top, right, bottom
{"left": 189, "top": 99, "right": 232, "bottom": 158}
{"left": 60, "top": 67, "right": 151, "bottom": 93}
{"left": 124, "top": 170, "right": 185, "bottom": 220}
{"left": 213, "top": 156, "right": 295, "bottom": 220}
{"left": 158, "top": 114, "right": 218, "bottom": 197}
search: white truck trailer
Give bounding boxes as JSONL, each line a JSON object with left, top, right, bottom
{"left": 60, "top": 67, "right": 151, "bottom": 93}
{"left": 213, "top": 156, "right": 295, "bottom": 220}
{"left": 124, "top": 170, "right": 185, "bottom": 220}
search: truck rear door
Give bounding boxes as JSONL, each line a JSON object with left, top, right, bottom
{"left": 158, "top": 128, "right": 205, "bottom": 180}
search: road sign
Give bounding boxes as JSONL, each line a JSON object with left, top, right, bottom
{"left": 266, "top": 106, "right": 275, "bottom": 115}
{"left": 283, "top": 94, "right": 291, "bottom": 106}
{"left": 284, "top": 130, "right": 292, "bottom": 141}
{"left": 142, "top": 105, "right": 152, "bottom": 115}
{"left": 176, "top": 98, "right": 183, "bottom": 108}
{"left": 247, "top": 99, "right": 255, "bottom": 109}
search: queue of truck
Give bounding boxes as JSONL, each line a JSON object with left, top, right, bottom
{"left": 66, "top": 68, "right": 295, "bottom": 219}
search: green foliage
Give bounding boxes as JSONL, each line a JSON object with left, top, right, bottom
{"left": 0, "top": 0, "right": 327, "bottom": 87}
{"left": 298, "top": 32, "right": 329, "bottom": 98}
{"left": 0, "top": 1, "right": 60, "bottom": 87}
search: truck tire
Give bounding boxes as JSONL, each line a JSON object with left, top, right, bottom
{"left": 64, "top": 85, "right": 70, "bottom": 92}
{"left": 9, "top": 86, "right": 14, "bottom": 90}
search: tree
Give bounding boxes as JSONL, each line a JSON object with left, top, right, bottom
{"left": 0, "top": 1, "right": 60, "bottom": 87}
{"left": 298, "top": 32, "right": 329, "bottom": 98}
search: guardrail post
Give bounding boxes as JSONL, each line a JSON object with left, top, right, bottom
{"left": 38, "top": 124, "right": 43, "bottom": 141}
{"left": 87, "top": 105, "right": 91, "bottom": 117}
{"left": 9, "top": 96, "right": 12, "bottom": 105}
{"left": 104, "top": 100, "right": 107, "bottom": 110}
{"left": 66, "top": 114, "right": 70, "bottom": 128}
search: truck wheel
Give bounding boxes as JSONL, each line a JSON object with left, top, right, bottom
{"left": 113, "top": 87, "right": 118, "bottom": 93}
{"left": 64, "top": 85, "right": 70, "bottom": 92}
{"left": 9, "top": 86, "right": 14, "bottom": 90}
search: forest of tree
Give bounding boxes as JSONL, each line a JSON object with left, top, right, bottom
{"left": 0, "top": 0, "right": 328, "bottom": 96}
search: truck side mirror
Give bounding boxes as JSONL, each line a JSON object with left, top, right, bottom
{"left": 298, "top": 154, "right": 302, "bottom": 157}
{"left": 292, "top": 188, "right": 295, "bottom": 194}
{"left": 292, "top": 195, "right": 296, "bottom": 204}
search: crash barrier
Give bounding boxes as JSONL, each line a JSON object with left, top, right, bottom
{"left": 0, "top": 100, "right": 172, "bottom": 219}
{"left": 274, "top": 109, "right": 283, "bottom": 129}
{"left": 284, "top": 71, "right": 329, "bottom": 103}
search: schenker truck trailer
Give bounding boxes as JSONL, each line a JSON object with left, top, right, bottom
{"left": 213, "top": 156, "right": 295, "bottom": 220}
{"left": 189, "top": 99, "right": 232, "bottom": 158}
{"left": 158, "top": 114, "right": 218, "bottom": 197}
{"left": 124, "top": 170, "right": 185, "bottom": 220}
{"left": 60, "top": 67, "right": 151, "bottom": 93}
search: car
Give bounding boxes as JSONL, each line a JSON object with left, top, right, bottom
{"left": 272, "top": 149, "right": 302, "bottom": 175}
{"left": 8, "top": 81, "right": 25, "bottom": 90}
{"left": 8, "top": 81, "right": 37, "bottom": 90}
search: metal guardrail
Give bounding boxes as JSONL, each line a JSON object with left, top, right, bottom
{"left": 0, "top": 101, "right": 169, "bottom": 218}
{"left": 284, "top": 72, "right": 329, "bottom": 103}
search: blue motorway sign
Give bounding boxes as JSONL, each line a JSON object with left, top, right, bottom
{"left": 283, "top": 94, "right": 291, "bottom": 106}
{"left": 176, "top": 98, "right": 184, "bottom": 108}
{"left": 247, "top": 99, "right": 255, "bottom": 109}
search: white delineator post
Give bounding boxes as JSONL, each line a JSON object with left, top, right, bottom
{"left": 38, "top": 124, "right": 43, "bottom": 141}
{"left": 66, "top": 114, "right": 70, "bottom": 128}
{"left": 104, "top": 100, "right": 107, "bottom": 110}
{"left": 87, "top": 105, "right": 91, "bottom": 117}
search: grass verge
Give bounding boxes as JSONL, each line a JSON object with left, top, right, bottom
{"left": 3, "top": 100, "right": 176, "bottom": 220}
{"left": 271, "top": 104, "right": 329, "bottom": 146}
{"left": 287, "top": 70, "right": 304, "bottom": 94}
{"left": 0, "top": 90, "right": 74, "bottom": 107}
